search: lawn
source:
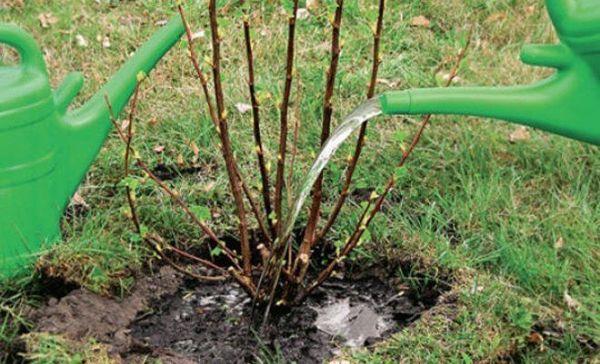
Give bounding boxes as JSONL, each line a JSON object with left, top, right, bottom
{"left": 1, "top": 0, "right": 598, "bottom": 363}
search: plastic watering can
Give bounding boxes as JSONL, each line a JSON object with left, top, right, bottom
{"left": 0, "top": 17, "right": 184, "bottom": 278}
{"left": 380, "top": 0, "right": 600, "bottom": 146}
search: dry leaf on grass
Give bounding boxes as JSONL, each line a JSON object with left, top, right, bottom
{"left": 97, "top": 35, "right": 110, "bottom": 48}
{"left": 153, "top": 145, "right": 165, "bottom": 154}
{"left": 564, "top": 291, "right": 581, "bottom": 311}
{"left": 509, "top": 126, "right": 531, "bottom": 143}
{"left": 528, "top": 332, "right": 544, "bottom": 345}
{"left": 191, "top": 30, "right": 206, "bottom": 41}
{"left": 486, "top": 12, "right": 507, "bottom": 22}
{"left": 297, "top": 8, "right": 311, "bottom": 20}
{"left": 235, "top": 103, "right": 252, "bottom": 114}
{"left": 410, "top": 15, "right": 430, "bottom": 28}
{"left": 38, "top": 13, "right": 58, "bottom": 28}
{"left": 377, "top": 78, "right": 400, "bottom": 88}
{"left": 70, "top": 192, "right": 89, "bottom": 209}
{"left": 554, "top": 236, "right": 564, "bottom": 250}
{"left": 75, "top": 34, "right": 88, "bottom": 48}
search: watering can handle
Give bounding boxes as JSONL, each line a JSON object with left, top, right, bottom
{"left": 546, "top": 0, "right": 600, "bottom": 52}
{"left": 0, "top": 23, "right": 46, "bottom": 72}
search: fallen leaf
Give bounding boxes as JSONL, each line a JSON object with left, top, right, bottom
{"left": 486, "top": 12, "right": 507, "bottom": 22}
{"left": 436, "top": 71, "right": 461, "bottom": 84}
{"left": 153, "top": 145, "right": 165, "bottom": 154}
{"left": 176, "top": 153, "right": 185, "bottom": 166}
{"left": 509, "top": 127, "right": 531, "bottom": 143}
{"left": 235, "top": 103, "right": 252, "bottom": 114}
{"left": 528, "top": 332, "right": 544, "bottom": 345}
{"left": 148, "top": 117, "right": 159, "bottom": 127}
{"left": 101, "top": 36, "right": 111, "bottom": 48}
{"left": 525, "top": 5, "right": 536, "bottom": 15}
{"left": 190, "top": 141, "right": 200, "bottom": 158}
{"left": 70, "top": 192, "right": 89, "bottom": 209}
{"left": 203, "top": 181, "right": 216, "bottom": 193}
{"left": 4, "top": 0, "right": 24, "bottom": 8}
{"left": 75, "top": 34, "right": 88, "bottom": 48}
{"left": 191, "top": 29, "right": 205, "bottom": 41}
{"left": 297, "top": 8, "right": 310, "bottom": 20}
{"left": 564, "top": 291, "right": 581, "bottom": 311}
{"left": 410, "top": 15, "right": 430, "bottom": 28}
{"left": 377, "top": 78, "right": 399, "bottom": 87}
{"left": 306, "top": 0, "right": 319, "bottom": 11}
{"left": 38, "top": 13, "right": 58, "bottom": 28}
{"left": 554, "top": 236, "right": 564, "bottom": 250}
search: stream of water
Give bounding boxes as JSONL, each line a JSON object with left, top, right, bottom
{"left": 282, "top": 97, "right": 383, "bottom": 240}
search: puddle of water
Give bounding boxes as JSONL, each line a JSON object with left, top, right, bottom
{"left": 314, "top": 297, "right": 392, "bottom": 347}
{"left": 282, "top": 97, "right": 383, "bottom": 241}
{"left": 129, "top": 275, "right": 435, "bottom": 363}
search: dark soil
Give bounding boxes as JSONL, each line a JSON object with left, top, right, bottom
{"left": 128, "top": 272, "right": 444, "bottom": 363}
{"left": 27, "top": 262, "right": 448, "bottom": 363}
{"left": 152, "top": 163, "right": 205, "bottom": 181}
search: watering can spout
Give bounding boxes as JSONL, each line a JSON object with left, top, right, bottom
{"left": 380, "top": 44, "right": 600, "bottom": 146}
{"left": 56, "top": 16, "right": 184, "bottom": 206}
{"left": 381, "top": 0, "right": 600, "bottom": 146}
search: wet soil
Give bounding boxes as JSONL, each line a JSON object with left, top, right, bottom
{"left": 27, "top": 262, "right": 447, "bottom": 363}
{"left": 128, "top": 273, "right": 443, "bottom": 363}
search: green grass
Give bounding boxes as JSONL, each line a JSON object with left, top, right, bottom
{"left": 1, "top": 0, "right": 598, "bottom": 362}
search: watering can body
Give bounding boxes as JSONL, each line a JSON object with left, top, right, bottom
{"left": 0, "top": 18, "right": 184, "bottom": 278}
{"left": 380, "top": 0, "right": 600, "bottom": 146}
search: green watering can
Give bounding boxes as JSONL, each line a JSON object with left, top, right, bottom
{"left": 381, "top": 0, "right": 600, "bottom": 146}
{"left": 0, "top": 17, "right": 184, "bottom": 278}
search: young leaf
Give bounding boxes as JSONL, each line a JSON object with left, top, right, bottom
{"left": 190, "top": 205, "right": 211, "bottom": 222}
{"left": 211, "top": 246, "right": 223, "bottom": 257}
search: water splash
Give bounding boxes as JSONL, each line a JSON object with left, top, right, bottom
{"left": 282, "top": 97, "right": 382, "bottom": 240}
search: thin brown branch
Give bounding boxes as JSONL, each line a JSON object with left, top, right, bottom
{"left": 168, "top": 245, "right": 227, "bottom": 273}
{"left": 209, "top": 0, "right": 252, "bottom": 275}
{"left": 297, "top": 29, "right": 472, "bottom": 303}
{"left": 147, "top": 234, "right": 227, "bottom": 282}
{"left": 177, "top": 5, "right": 219, "bottom": 127}
{"left": 124, "top": 83, "right": 142, "bottom": 234}
{"left": 236, "top": 165, "right": 272, "bottom": 244}
{"left": 316, "top": 0, "right": 385, "bottom": 244}
{"left": 273, "top": 0, "right": 299, "bottom": 237}
{"left": 106, "top": 93, "right": 227, "bottom": 282}
{"left": 293, "top": 0, "right": 345, "bottom": 287}
{"left": 286, "top": 76, "right": 303, "bottom": 211}
{"left": 135, "top": 158, "right": 242, "bottom": 269}
{"left": 228, "top": 267, "right": 258, "bottom": 299}
{"left": 243, "top": 18, "right": 275, "bottom": 238}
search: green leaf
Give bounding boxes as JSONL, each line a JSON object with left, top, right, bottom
{"left": 190, "top": 205, "right": 211, "bottom": 222}
{"left": 119, "top": 176, "right": 140, "bottom": 191}
{"left": 139, "top": 224, "right": 149, "bottom": 238}
{"left": 211, "top": 246, "right": 223, "bottom": 257}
